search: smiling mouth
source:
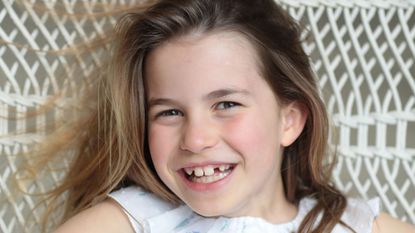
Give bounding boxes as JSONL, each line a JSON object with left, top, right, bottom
{"left": 182, "top": 164, "right": 235, "bottom": 184}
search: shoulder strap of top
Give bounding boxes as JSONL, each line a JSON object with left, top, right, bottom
{"left": 108, "top": 186, "right": 175, "bottom": 233}
{"left": 340, "top": 198, "right": 381, "bottom": 233}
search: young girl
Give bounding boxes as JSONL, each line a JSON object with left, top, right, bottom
{"left": 33, "top": 0, "right": 413, "bottom": 232}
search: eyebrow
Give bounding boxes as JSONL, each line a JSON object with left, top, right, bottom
{"left": 204, "top": 88, "right": 250, "bottom": 100}
{"left": 147, "top": 88, "right": 250, "bottom": 108}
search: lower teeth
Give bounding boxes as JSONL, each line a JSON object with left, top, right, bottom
{"left": 189, "top": 170, "right": 231, "bottom": 183}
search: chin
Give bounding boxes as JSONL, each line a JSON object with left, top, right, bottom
{"left": 192, "top": 207, "right": 224, "bottom": 217}
{"left": 186, "top": 200, "right": 236, "bottom": 218}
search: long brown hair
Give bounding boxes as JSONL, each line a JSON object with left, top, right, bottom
{"left": 24, "top": 0, "right": 351, "bottom": 232}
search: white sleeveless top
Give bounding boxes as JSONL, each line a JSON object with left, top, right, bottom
{"left": 109, "top": 186, "right": 380, "bottom": 233}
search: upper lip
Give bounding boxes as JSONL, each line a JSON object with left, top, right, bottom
{"left": 177, "top": 161, "right": 235, "bottom": 171}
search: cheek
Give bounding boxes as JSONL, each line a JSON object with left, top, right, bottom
{"left": 224, "top": 113, "right": 280, "bottom": 157}
{"left": 148, "top": 125, "right": 175, "bottom": 170}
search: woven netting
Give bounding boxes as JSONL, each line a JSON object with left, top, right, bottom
{"left": 0, "top": 0, "right": 414, "bottom": 232}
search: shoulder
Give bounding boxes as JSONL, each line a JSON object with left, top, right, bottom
{"left": 322, "top": 197, "right": 379, "bottom": 233}
{"left": 371, "top": 212, "right": 415, "bottom": 233}
{"left": 108, "top": 185, "right": 176, "bottom": 220}
{"left": 54, "top": 186, "right": 177, "bottom": 233}
{"left": 109, "top": 186, "right": 210, "bottom": 233}
{"left": 339, "top": 197, "right": 415, "bottom": 233}
{"left": 53, "top": 198, "right": 134, "bottom": 233}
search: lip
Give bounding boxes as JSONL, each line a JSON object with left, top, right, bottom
{"left": 180, "top": 161, "right": 235, "bottom": 169}
{"left": 177, "top": 163, "right": 236, "bottom": 192}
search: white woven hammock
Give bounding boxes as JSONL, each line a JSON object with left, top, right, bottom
{"left": 0, "top": 0, "right": 414, "bottom": 232}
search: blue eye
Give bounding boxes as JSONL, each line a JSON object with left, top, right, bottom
{"left": 215, "top": 101, "right": 240, "bottom": 110}
{"left": 156, "top": 109, "right": 183, "bottom": 118}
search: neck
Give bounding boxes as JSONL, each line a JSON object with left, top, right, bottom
{"left": 228, "top": 174, "right": 298, "bottom": 224}
{"left": 255, "top": 175, "right": 298, "bottom": 224}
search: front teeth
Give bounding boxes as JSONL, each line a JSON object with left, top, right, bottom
{"left": 203, "top": 166, "right": 214, "bottom": 176}
{"left": 191, "top": 171, "right": 230, "bottom": 183}
{"left": 194, "top": 167, "right": 204, "bottom": 177}
{"left": 184, "top": 164, "right": 231, "bottom": 177}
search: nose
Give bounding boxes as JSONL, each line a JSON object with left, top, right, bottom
{"left": 180, "top": 117, "right": 218, "bottom": 153}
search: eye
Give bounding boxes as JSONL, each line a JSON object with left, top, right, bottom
{"left": 215, "top": 101, "right": 240, "bottom": 110}
{"left": 155, "top": 109, "right": 183, "bottom": 118}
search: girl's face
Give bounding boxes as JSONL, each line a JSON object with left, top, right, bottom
{"left": 146, "top": 32, "right": 300, "bottom": 221}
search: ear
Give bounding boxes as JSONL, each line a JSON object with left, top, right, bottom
{"left": 280, "top": 101, "right": 308, "bottom": 147}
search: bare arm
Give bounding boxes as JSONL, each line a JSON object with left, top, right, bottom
{"left": 53, "top": 199, "right": 134, "bottom": 233}
{"left": 372, "top": 212, "right": 415, "bottom": 233}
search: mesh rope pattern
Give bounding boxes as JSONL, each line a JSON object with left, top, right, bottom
{"left": 0, "top": 0, "right": 414, "bottom": 232}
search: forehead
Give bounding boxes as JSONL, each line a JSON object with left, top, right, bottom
{"left": 146, "top": 30, "right": 261, "bottom": 71}
{"left": 144, "top": 31, "right": 267, "bottom": 97}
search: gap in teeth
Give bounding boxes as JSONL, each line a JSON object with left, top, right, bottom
{"left": 184, "top": 164, "right": 232, "bottom": 177}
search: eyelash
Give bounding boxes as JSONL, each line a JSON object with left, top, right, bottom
{"left": 214, "top": 101, "right": 240, "bottom": 110}
{"left": 155, "top": 109, "right": 183, "bottom": 118}
{"left": 154, "top": 101, "right": 241, "bottom": 119}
